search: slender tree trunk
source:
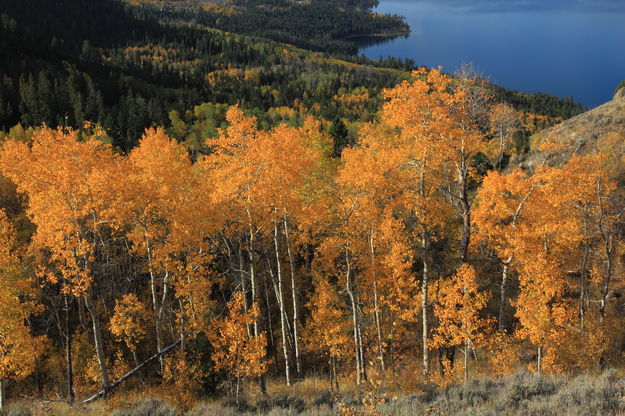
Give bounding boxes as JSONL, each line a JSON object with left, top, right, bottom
{"left": 283, "top": 216, "right": 301, "bottom": 377}
{"left": 238, "top": 238, "right": 252, "bottom": 338}
{"left": 64, "top": 294, "right": 75, "bottom": 403}
{"left": 418, "top": 161, "right": 430, "bottom": 379}
{"left": 333, "top": 356, "right": 339, "bottom": 392}
{"left": 34, "top": 357, "right": 41, "bottom": 394}
{"left": 370, "top": 234, "right": 385, "bottom": 372}
{"left": 274, "top": 218, "right": 291, "bottom": 386}
{"left": 78, "top": 296, "right": 89, "bottom": 333}
{"left": 131, "top": 349, "right": 140, "bottom": 368}
{"left": 596, "top": 178, "right": 614, "bottom": 320}
{"left": 347, "top": 287, "right": 361, "bottom": 385}
{"left": 458, "top": 165, "right": 471, "bottom": 265}
{"left": 236, "top": 376, "right": 241, "bottom": 407}
{"left": 464, "top": 340, "right": 469, "bottom": 384}
{"left": 146, "top": 238, "right": 164, "bottom": 371}
{"left": 421, "top": 230, "right": 429, "bottom": 379}
{"left": 389, "top": 324, "right": 395, "bottom": 369}
{"left": 599, "top": 247, "right": 613, "bottom": 319}
{"left": 247, "top": 214, "right": 258, "bottom": 339}
{"left": 498, "top": 258, "right": 511, "bottom": 333}
{"left": 263, "top": 275, "right": 279, "bottom": 372}
{"left": 266, "top": 254, "right": 296, "bottom": 351}
{"left": 345, "top": 244, "right": 362, "bottom": 385}
{"left": 84, "top": 288, "right": 111, "bottom": 394}
{"left": 246, "top": 209, "right": 266, "bottom": 394}
{"left": 537, "top": 346, "right": 542, "bottom": 374}
{"left": 356, "top": 302, "right": 367, "bottom": 382}
{"left": 580, "top": 236, "right": 589, "bottom": 332}
{"left": 496, "top": 132, "right": 505, "bottom": 170}
{"left": 178, "top": 298, "right": 186, "bottom": 352}
{"left": 157, "top": 272, "right": 169, "bottom": 367}
{"left": 0, "top": 379, "right": 5, "bottom": 412}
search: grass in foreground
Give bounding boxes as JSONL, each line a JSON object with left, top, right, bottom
{"left": 5, "top": 371, "right": 625, "bottom": 416}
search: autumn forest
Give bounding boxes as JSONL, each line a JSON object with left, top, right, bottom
{"left": 2, "top": 0, "right": 625, "bottom": 415}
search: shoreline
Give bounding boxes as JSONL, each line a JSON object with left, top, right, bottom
{"left": 341, "top": 28, "right": 410, "bottom": 41}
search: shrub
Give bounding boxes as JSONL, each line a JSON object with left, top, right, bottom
{"left": 110, "top": 398, "right": 177, "bottom": 416}
{"left": 534, "top": 372, "right": 624, "bottom": 416}
{"left": 376, "top": 371, "right": 625, "bottom": 416}
{"left": 3, "top": 403, "right": 31, "bottom": 416}
{"left": 256, "top": 394, "right": 306, "bottom": 414}
{"left": 186, "top": 402, "right": 238, "bottom": 416}
{"left": 494, "top": 372, "right": 560, "bottom": 412}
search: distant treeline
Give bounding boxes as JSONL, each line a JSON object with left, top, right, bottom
{"left": 0, "top": 0, "right": 585, "bottom": 151}
{"left": 152, "top": 0, "right": 409, "bottom": 55}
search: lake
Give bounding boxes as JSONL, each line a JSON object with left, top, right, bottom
{"left": 361, "top": 0, "right": 625, "bottom": 108}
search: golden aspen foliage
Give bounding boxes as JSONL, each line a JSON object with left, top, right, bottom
{"left": 304, "top": 274, "right": 351, "bottom": 364}
{"left": 432, "top": 264, "right": 492, "bottom": 383}
{"left": 210, "top": 292, "right": 269, "bottom": 381}
{"left": 109, "top": 294, "right": 149, "bottom": 357}
{"left": 488, "top": 102, "right": 521, "bottom": 167}
{"left": 161, "top": 351, "right": 206, "bottom": 411}
{"left": 486, "top": 332, "right": 519, "bottom": 377}
{"left": 0, "top": 126, "right": 122, "bottom": 296}
{"left": 0, "top": 210, "right": 45, "bottom": 382}
{"left": 433, "top": 264, "right": 492, "bottom": 350}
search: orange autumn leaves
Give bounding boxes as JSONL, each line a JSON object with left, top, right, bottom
{"left": 474, "top": 148, "right": 621, "bottom": 374}
{"left": 0, "top": 126, "right": 123, "bottom": 296}
{"left": 0, "top": 210, "right": 44, "bottom": 381}
{"left": 0, "top": 108, "right": 329, "bottom": 391}
{"left": 0, "top": 66, "right": 623, "bottom": 399}
{"left": 209, "top": 292, "right": 269, "bottom": 381}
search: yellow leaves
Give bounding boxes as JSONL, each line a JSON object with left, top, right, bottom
{"left": 209, "top": 292, "right": 269, "bottom": 380}
{"left": 109, "top": 294, "right": 149, "bottom": 353}
{"left": 0, "top": 210, "right": 45, "bottom": 381}
{"left": 474, "top": 149, "right": 620, "bottom": 373}
{"left": 522, "top": 112, "right": 562, "bottom": 135}
{"left": 0, "top": 126, "right": 122, "bottom": 296}
{"left": 429, "top": 355, "right": 463, "bottom": 388}
{"left": 2, "top": 91, "right": 623, "bottom": 392}
{"left": 162, "top": 351, "right": 206, "bottom": 411}
{"left": 486, "top": 332, "right": 518, "bottom": 377}
{"left": 432, "top": 264, "right": 492, "bottom": 350}
{"left": 122, "top": 127, "right": 203, "bottom": 267}
{"left": 304, "top": 274, "right": 351, "bottom": 360}
{"left": 332, "top": 88, "right": 371, "bottom": 119}
{"left": 488, "top": 102, "right": 521, "bottom": 165}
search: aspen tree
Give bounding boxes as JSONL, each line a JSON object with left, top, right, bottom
{"left": 0, "top": 210, "right": 44, "bottom": 410}
{"left": 432, "top": 264, "right": 492, "bottom": 384}
{"left": 121, "top": 128, "right": 194, "bottom": 370}
{"left": 0, "top": 126, "right": 120, "bottom": 394}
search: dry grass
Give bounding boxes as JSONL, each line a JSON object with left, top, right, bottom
{"left": 6, "top": 371, "right": 625, "bottom": 416}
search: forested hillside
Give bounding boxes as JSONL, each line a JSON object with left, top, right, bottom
{"left": 128, "top": 0, "right": 411, "bottom": 55}
{"left": 0, "top": 0, "right": 583, "bottom": 151}
{"left": 2, "top": 1, "right": 623, "bottom": 415}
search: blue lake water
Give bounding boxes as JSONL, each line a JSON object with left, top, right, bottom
{"left": 361, "top": 0, "right": 625, "bottom": 108}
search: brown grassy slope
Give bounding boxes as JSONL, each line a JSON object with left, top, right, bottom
{"left": 519, "top": 88, "right": 625, "bottom": 169}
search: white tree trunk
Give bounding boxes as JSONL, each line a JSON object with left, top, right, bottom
{"left": 370, "top": 234, "right": 385, "bottom": 372}
{"left": 284, "top": 216, "right": 301, "bottom": 377}
{"left": 274, "top": 219, "right": 291, "bottom": 386}
{"left": 84, "top": 289, "right": 111, "bottom": 394}
{"left": 0, "top": 379, "right": 5, "bottom": 412}
{"left": 146, "top": 238, "right": 165, "bottom": 371}
{"left": 345, "top": 246, "right": 362, "bottom": 385}
{"left": 421, "top": 230, "right": 429, "bottom": 378}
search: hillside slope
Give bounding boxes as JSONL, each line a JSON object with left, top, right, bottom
{"left": 521, "top": 88, "right": 625, "bottom": 168}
